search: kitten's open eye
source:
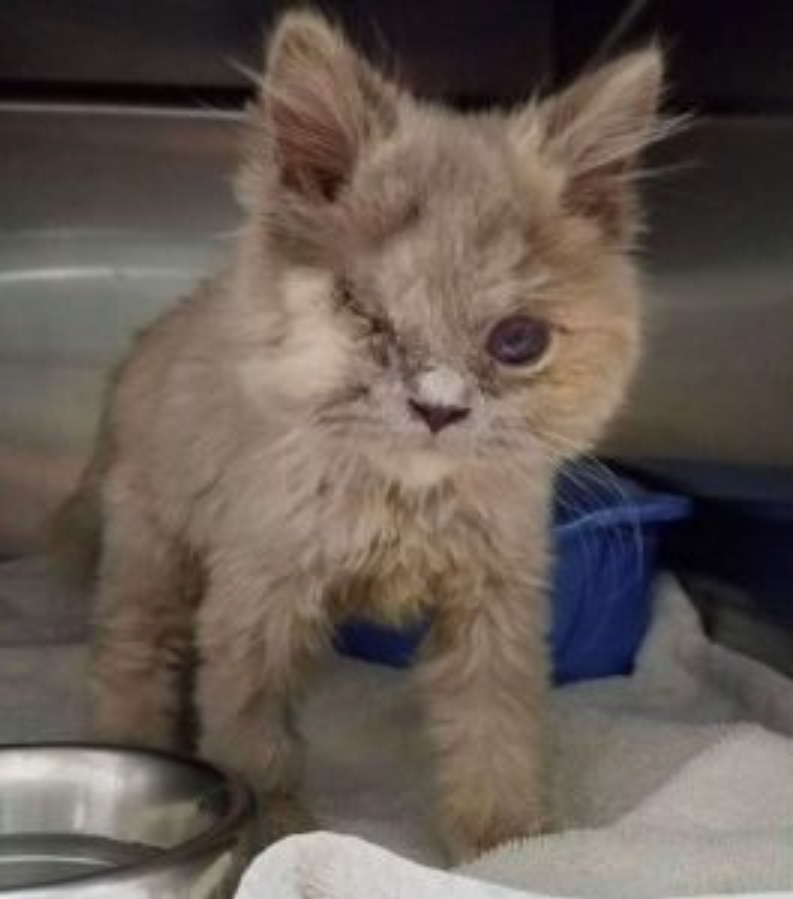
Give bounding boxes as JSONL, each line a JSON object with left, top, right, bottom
{"left": 486, "top": 315, "right": 552, "bottom": 367}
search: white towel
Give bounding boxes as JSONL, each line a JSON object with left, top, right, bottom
{"left": 0, "top": 561, "right": 791, "bottom": 898}
{"left": 463, "top": 726, "right": 793, "bottom": 898}
{"left": 236, "top": 577, "right": 793, "bottom": 899}
{"left": 236, "top": 833, "right": 525, "bottom": 899}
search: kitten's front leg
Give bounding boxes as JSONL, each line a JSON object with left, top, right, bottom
{"left": 417, "top": 570, "right": 550, "bottom": 861}
{"left": 195, "top": 562, "right": 329, "bottom": 841}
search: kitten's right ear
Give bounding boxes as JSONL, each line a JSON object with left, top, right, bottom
{"left": 254, "top": 11, "right": 397, "bottom": 203}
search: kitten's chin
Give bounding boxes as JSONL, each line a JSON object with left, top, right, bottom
{"left": 367, "top": 447, "right": 461, "bottom": 491}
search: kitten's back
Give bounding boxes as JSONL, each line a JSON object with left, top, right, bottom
{"left": 46, "top": 278, "right": 227, "bottom": 586}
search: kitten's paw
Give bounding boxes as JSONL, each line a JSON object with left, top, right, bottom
{"left": 441, "top": 806, "right": 549, "bottom": 864}
{"left": 256, "top": 793, "right": 318, "bottom": 847}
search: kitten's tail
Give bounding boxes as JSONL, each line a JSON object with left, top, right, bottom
{"left": 45, "top": 469, "right": 103, "bottom": 591}
{"left": 45, "top": 426, "right": 111, "bottom": 591}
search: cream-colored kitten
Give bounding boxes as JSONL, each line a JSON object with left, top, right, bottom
{"left": 55, "top": 12, "right": 668, "bottom": 859}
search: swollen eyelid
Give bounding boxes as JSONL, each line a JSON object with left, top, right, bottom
{"left": 337, "top": 283, "right": 391, "bottom": 337}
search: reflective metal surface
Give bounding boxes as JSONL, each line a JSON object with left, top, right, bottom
{"left": 1, "top": 105, "right": 793, "bottom": 555}
{"left": 0, "top": 105, "right": 238, "bottom": 554}
{"left": 0, "top": 745, "right": 255, "bottom": 897}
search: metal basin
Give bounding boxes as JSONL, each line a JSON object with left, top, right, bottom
{"left": 0, "top": 744, "right": 255, "bottom": 898}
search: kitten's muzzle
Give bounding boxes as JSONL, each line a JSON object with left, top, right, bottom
{"left": 408, "top": 399, "right": 470, "bottom": 433}
{"left": 407, "top": 364, "right": 474, "bottom": 433}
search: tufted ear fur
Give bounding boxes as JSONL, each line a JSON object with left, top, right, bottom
{"left": 514, "top": 48, "right": 670, "bottom": 243}
{"left": 257, "top": 11, "right": 397, "bottom": 203}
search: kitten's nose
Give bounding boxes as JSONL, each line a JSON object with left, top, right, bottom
{"left": 409, "top": 365, "right": 473, "bottom": 433}
{"left": 409, "top": 399, "right": 470, "bottom": 433}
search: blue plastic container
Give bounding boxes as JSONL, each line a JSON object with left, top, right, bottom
{"left": 334, "top": 464, "right": 691, "bottom": 684}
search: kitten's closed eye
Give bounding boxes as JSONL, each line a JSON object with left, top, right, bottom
{"left": 486, "top": 315, "right": 553, "bottom": 368}
{"left": 336, "top": 279, "right": 389, "bottom": 335}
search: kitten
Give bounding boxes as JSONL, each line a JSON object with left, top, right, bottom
{"left": 57, "top": 12, "right": 668, "bottom": 859}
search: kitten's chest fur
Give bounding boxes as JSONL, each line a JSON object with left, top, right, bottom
{"left": 316, "top": 466, "right": 480, "bottom": 627}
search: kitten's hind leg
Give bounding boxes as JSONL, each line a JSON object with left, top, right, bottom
{"left": 195, "top": 564, "right": 329, "bottom": 840}
{"left": 91, "top": 476, "right": 195, "bottom": 751}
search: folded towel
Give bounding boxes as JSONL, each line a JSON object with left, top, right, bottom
{"left": 236, "top": 833, "right": 525, "bottom": 899}
{"left": 236, "top": 577, "right": 793, "bottom": 898}
{"left": 237, "top": 729, "right": 793, "bottom": 899}
{"left": 464, "top": 726, "right": 793, "bottom": 898}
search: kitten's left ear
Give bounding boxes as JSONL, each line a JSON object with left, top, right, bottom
{"left": 516, "top": 48, "right": 671, "bottom": 242}
{"left": 257, "top": 12, "right": 398, "bottom": 203}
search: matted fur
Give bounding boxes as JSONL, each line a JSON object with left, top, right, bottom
{"left": 57, "top": 11, "right": 669, "bottom": 860}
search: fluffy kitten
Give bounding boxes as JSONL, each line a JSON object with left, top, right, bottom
{"left": 58, "top": 12, "right": 668, "bottom": 859}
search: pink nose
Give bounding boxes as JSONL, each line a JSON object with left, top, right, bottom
{"left": 409, "top": 399, "right": 470, "bottom": 433}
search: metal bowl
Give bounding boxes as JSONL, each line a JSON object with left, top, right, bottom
{"left": 0, "top": 744, "right": 256, "bottom": 898}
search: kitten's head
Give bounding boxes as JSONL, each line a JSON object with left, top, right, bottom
{"left": 237, "top": 12, "right": 670, "bottom": 482}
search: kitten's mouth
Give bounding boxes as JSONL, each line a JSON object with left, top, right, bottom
{"left": 368, "top": 441, "right": 461, "bottom": 488}
{"left": 357, "top": 421, "right": 470, "bottom": 464}
{"left": 318, "top": 390, "right": 477, "bottom": 458}
{"left": 401, "top": 425, "right": 474, "bottom": 460}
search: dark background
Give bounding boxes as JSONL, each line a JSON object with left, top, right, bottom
{"left": 0, "top": 1, "right": 792, "bottom": 113}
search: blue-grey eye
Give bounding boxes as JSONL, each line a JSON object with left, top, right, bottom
{"left": 486, "top": 315, "right": 552, "bottom": 367}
